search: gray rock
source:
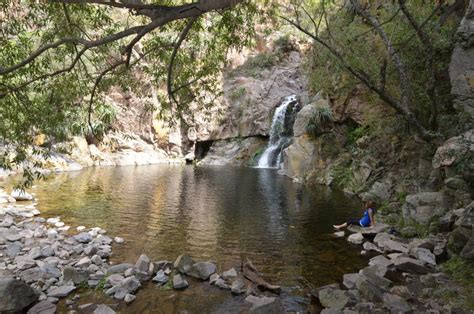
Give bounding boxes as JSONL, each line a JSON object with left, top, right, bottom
{"left": 6, "top": 241, "right": 22, "bottom": 257}
{"left": 402, "top": 192, "right": 451, "bottom": 225}
{"left": 15, "top": 256, "right": 37, "bottom": 270}
{"left": 73, "top": 232, "right": 92, "bottom": 243}
{"left": 231, "top": 278, "right": 246, "bottom": 295}
{"left": 107, "top": 263, "right": 134, "bottom": 275}
{"left": 209, "top": 273, "right": 220, "bottom": 284}
{"left": 393, "top": 257, "right": 430, "bottom": 274}
{"left": 383, "top": 293, "right": 412, "bottom": 312}
{"left": 215, "top": 278, "right": 230, "bottom": 290}
{"left": 383, "top": 240, "right": 409, "bottom": 253}
{"left": 119, "top": 276, "right": 141, "bottom": 294}
{"left": 414, "top": 248, "right": 436, "bottom": 266}
{"left": 448, "top": 226, "right": 471, "bottom": 254}
{"left": 27, "top": 300, "right": 56, "bottom": 314}
{"left": 91, "top": 255, "right": 102, "bottom": 266}
{"left": 186, "top": 262, "right": 217, "bottom": 280}
{"left": 134, "top": 254, "right": 151, "bottom": 273}
{"left": 152, "top": 270, "right": 169, "bottom": 285}
{"left": 84, "top": 245, "right": 98, "bottom": 256}
{"left": 244, "top": 295, "right": 278, "bottom": 312}
{"left": 222, "top": 267, "right": 237, "bottom": 280}
{"left": 124, "top": 293, "right": 136, "bottom": 304}
{"left": 62, "top": 266, "right": 89, "bottom": 285}
{"left": 106, "top": 274, "right": 125, "bottom": 286}
{"left": 347, "top": 223, "right": 389, "bottom": 235}
{"left": 374, "top": 233, "right": 393, "bottom": 248}
{"left": 347, "top": 233, "right": 364, "bottom": 245}
{"left": 11, "top": 189, "right": 34, "bottom": 201}
{"left": 47, "top": 286, "right": 76, "bottom": 298}
{"left": 29, "top": 247, "right": 43, "bottom": 260}
{"left": 333, "top": 231, "right": 345, "bottom": 238}
{"left": 359, "top": 266, "right": 392, "bottom": 291}
{"left": 114, "top": 237, "right": 124, "bottom": 244}
{"left": 20, "top": 266, "right": 61, "bottom": 283}
{"left": 76, "top": 257, "right": 91, "bottom": 268}
{"left": 93, "top": 304, "right": 116, "bottom": 314}
{"left": 174, "top": 254, "right": 194, "bottom": 274}
{"left": 368, "top": 255, "right": 393, "bottom": 268}
{"left": 356, "top": 276, "right": 384, "bottom": 302}
{"left": 318, "top": 289, "right": 351, "bottom": 310}
{"left": 343, "top": 273, "right": 359, "bottom": 290}
{"left": 172, "top": 274, "right": 188, "bottom": 290}
{"left": 0, "top": 277, "right": 39, "bottom": 313}
{"left": 363, "top": 242, "right": 383, "bottom": 253}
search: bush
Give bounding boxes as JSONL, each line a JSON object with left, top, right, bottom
{"left": 306, "top": 106, "right": 334, "bottom": 138}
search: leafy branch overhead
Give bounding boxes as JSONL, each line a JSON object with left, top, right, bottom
{"left": 0, "top": 0, "right": 260, "bottom": 143}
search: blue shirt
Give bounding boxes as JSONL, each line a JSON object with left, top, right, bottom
{"left": 359, "top": 208, "right": 372, "bottom": 227}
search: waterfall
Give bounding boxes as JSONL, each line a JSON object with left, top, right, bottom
{"left": 257, "top": 95, "right": 298, "bottom": 169}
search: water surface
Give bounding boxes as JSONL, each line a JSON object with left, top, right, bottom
{"left": 30, "top": 165, "right": 367, "bottom": 311}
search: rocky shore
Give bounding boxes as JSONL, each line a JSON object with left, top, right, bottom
{"left": 0, "top": 190, "right": 285, "bottom": 313}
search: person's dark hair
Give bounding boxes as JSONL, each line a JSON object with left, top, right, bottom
{"left": 365, "top": 201, "right": 376, "bottom": 213}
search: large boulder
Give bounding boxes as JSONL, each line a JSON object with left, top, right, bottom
{"left": 174, "top": 254, "right": 194, "bottom": 274}
{"left": 282, "top": 135, "right": 316, "bottom": 180}
{"left": 0, "top": 277, "right": 39, "bottom": 313}
{"left": 402, "top": 192, "right": 451, "bottom": 225}
{"left": 448, "top": 226, "right": 472, "bottom": 255}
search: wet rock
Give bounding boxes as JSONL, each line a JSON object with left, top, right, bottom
{"left": 209, "top": 273, "right": 220, "bottom": 285}
{"left": 374, "top": 232, "right": 393, "bottom": 248}
{"left": 186, "top": 262, "right": 217, "bottom": 280}
{"left": 355, "top": 276, "right": 384, "bottom": 302}
{"left": 215, "top": 278, "right": 230, "bottom": 290}
{"left": 152, "top": 270, "right": 169, "bottom": 285}
{"left": 333, "top": 231, "right": 345, "bottom": 238}
{"left": 383, "top": 240, "right": 409, "bottom": 253}
{"left": 174, "top": 254, "right": 194, "bottom": 274}
{"left": 124, "top": 293, "right": 136, "bottom": 304}
{"left": 231, "top": 277, "right": 246, "bottom": 295}
{"left": 106, "top": 263, "right": 134, "bottom": 275}
{"left": 222, "top": 267, "right": 237, "bottom": 280}
{"left": 393, "top": 257, "right": 430, "bottom": 274}
{"left": 318, "top": 289, "right": 351, "bottom": 310}
{"left": 11, "top": 189, "right": 34, "bottom": 201}
{"left": 27, "top": 300, "right": 57, "bottom": 314}
{"left": 383, "top": 293, "right": 412, "bottom": 312}
{"left": 73, "top": 232, "right": 92, "bottom": 243}
{"left": 368, "top": 255, "right": 393, "bottom": 268}
{"left": 0, "top": 277, "right": 39, "bottom": 313}
{"left": 343, "top": 273, "right": 360, "bottom": 290}
{"left": 172, "top": 274, "right": 188, "bottom": 290}
{"left": 93, "top": 304, "right": 116, "bottom": 314}
{"left": 134, "top": 254, "right": 151, "bottom": 273}
{"left": 244, "top": 295, "right": 278, "bottom": 312}
{"left": 63, "top": 266, "right": 89, "bottom": 285}
{"left": 47, "top": 286, "right": 76, "bottom": 298}
{"left": 414, "top": 248, "right": 436, "bottom": 266}
{"left": 363, "top": 242, "right": 383, "bottom": 253}
{"left": 347, "top": 233, "right": 364, "bottom": 245}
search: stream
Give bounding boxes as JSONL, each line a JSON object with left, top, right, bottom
{"left": 27, "top": 164, "right": 367, "bottom": 312}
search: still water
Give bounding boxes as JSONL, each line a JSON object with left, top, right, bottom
{"left": 31, "top": 165, "right": 367, "bottom": 312}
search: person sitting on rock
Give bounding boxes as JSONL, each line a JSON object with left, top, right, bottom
{"left": 333, "top": 201, "right": 376, "bottom": 230}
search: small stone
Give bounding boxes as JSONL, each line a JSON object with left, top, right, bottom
{"left": 369, "top": 255, "right": 393, "bottom": 268}
{"left": 363, "top": 242, "right": 383, "bottom": 253}
{"left": 318, "top": 289, "right": 351, "bottom": 310}
{"left": 384, "top": 240, "right": 409, "bottom": 253}
{"left": 245, "top": 295, "right": 277, "bottom": 311}
{"left": 172, "top": 274, "right": 188, "bottom": 290}
{"left": 91, "top": 255, "right": 102, "bottom": 266}
{"left": 26, "top": 300, "right": 56, "bottom": 314}
{"left": 222, "top": 268, "right": 237, "bottom": 280}
{"left": 74, "top": 232, "right": 92, "bottom": 243}
{"left": 124, "top": 294, "right": 136, "bottom": 304}
{"left": 333, "top": 231, "right": 345, "bottom": 238}
{"left": 215, "top": 278, "right": 230, "bottom": 290}
{"left": 231, "top": 278, "right": 246, "bottom": 295}
{"left": 76, "top": 257, "right": 91, "bottom": 268}
{"left": 114, "top": 237, "right": 124, "bottom": 244}
{"left": 393, "top": 257, "right": 430, "bottom": 274}
{"left": 209, "top": 273, "right": 220, "bottom": 284}
{"left": 186, "top": 262, "right": 217, "bottom": 280}
{"left": 47, "top": 286, "right": 76, "bottom": 298}
{"left": 93, "top": 304, "right": 116, "bottom": 314}
{"left": 383, "top": 293, "right": 412, "bottom": 312}
{"left": 106, "top": 263, "right": 134, "bottom": 275}
{"left": 348, "top": 233, "right": 364, "bottom": 245}
{"left": 76, "top": 226, "right": 86, "bottom": 231}
{"left": 414, "top": 248, "right": 436, "bottom": 266}
{"left": 134, "top": 254, "right": 151, "bottom": 273}
{"left": 343, "top": 273, "right": 360, "bottom": 290}
{"left": 152, "top": 270, "right": 169, "bottom": 285}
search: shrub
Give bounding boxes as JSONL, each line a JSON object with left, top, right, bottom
{"left": 306, "top": 106, "right": 334, "bottom": 138}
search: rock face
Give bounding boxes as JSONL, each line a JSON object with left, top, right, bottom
{"left": 402, "top": 192, "right": 451, "bottom": 225}
{"left": 449, "top": 0, "right": 474, "bottom": 123}
{"left": 0, "top": 277, "right": 39, "bottom": 313}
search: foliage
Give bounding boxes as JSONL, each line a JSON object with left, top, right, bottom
{"left": 250, "top": 146, "right": 265, "bottom": 166}
{"left": 229, "top": 87, "right": 247, "bottom": 101}
{"left": 299, "top": 0, "right": 459, "bottom": 135}
{"left": 331, "top": 162, "right": 352, "bottom": 188}
{"left": 95, "top": 276, "right": 107, "bottom": 291}
{"left": 305, "top": 105, "right": 333, "bottom": 138}
{"left": 442, "top": 256, "right": 474, "bottom": 286}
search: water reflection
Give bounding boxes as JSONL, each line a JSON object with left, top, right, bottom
{"left": 31, "top": 164, "right": 366, "bottom": 287}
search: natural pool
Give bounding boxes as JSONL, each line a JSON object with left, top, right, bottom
{"left": 29, "top": 165, "right": 367, "bottom": 312}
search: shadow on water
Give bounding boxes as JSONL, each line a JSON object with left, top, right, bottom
{"left": 27, "top": 165, "right": 368, "bottom": 312}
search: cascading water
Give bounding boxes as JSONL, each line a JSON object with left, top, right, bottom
{"left": 257, "top": 95, "right": 298, "bottom": 168}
